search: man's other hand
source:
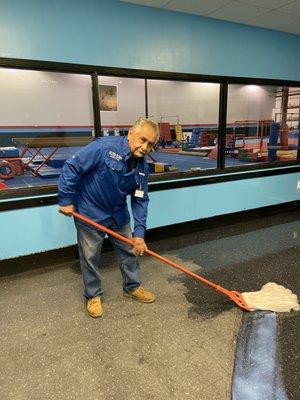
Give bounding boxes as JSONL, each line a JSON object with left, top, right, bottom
{"left": 59, "top": 204, "right": 75, "bottom": 216}
{"left": 132, "top": 237, "right": 148, "bottom": 256}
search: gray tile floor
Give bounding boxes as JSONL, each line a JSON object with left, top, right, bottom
{"left": 0, "top": 209, "right": 299, "bottom": 400}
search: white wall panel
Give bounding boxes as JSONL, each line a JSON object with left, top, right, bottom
{"left": 0, "top": 69, "right": 93, "bottom": 126}
{"left": 148, "top": 80, "right": 220, "bottom": 125}
{"left": 99, "top": 76, "right": 146, "bottom": 126}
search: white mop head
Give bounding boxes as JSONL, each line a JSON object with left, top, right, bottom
{"left": 242, "top": 282, "right": 300, "bottom": 312}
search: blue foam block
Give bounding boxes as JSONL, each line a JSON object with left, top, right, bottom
{"left": 0, "top": 147, "right": 20, "bottom": 158}
{"left": 147, "top": 161, "right": 155, "bottom": 173}
{"left": 36, "top": 166, "right": 61, "bottom": 178}
{"left": 27, "top": 162, "right": 43, "bottom": 171}
{"left": 47, "top": 157, "right": 68, "bottom": 168}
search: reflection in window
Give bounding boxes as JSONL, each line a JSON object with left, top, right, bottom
{"left": 225, "top": 85, "right": 299, "bottom": 167}
{"left": 0, "top": 68, "right": 94, "bottom": 190}
{"left": 148, "top": 80, "right": 220, "bottom": 172}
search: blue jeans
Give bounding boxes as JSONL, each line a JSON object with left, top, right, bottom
{"left": 75, "top": 220, "right": 141, "bottom": 299}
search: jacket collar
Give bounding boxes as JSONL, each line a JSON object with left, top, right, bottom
{"left": 122, "top": 136, "right": 132, "bottom": 158}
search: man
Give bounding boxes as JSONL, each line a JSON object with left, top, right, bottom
{"left": 58, "top": 118, "right": 158, "bottom": 318}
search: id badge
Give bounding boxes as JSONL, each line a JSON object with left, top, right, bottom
{"left": 134, "top": 189, "right": 144, "bottom": 198}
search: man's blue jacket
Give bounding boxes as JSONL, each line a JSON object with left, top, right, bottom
{"left": 58, "top": 136, "right": 149, "bottom": 238}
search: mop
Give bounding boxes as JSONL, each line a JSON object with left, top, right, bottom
{"left": 72, "top": 212, "right": 299, "bottom": 313}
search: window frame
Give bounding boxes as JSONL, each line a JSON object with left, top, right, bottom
{"left": 0, "top": 56, "right": 299, "bottom": 205}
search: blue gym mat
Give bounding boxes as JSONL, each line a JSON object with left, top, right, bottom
{"left": 152, "top": 152, "right": 250, "bottom": 170}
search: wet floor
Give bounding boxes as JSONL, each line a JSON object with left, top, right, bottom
{"left": 0, "top": 208, "right": 299, "bottom": 399}
{"left": 148, "top": 208, "right": 300, "bottom": 399}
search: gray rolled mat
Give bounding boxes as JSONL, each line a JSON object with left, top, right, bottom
{"left": 232, "top": 311, "right": 288, "bottom": 400}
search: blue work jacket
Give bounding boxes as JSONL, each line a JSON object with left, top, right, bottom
{"left": 58, "top": 136, "right": 149, "bottom": 237}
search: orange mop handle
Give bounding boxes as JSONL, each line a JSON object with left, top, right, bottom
{"left": 71, "top": 211, "right": 250, "bottom": 311}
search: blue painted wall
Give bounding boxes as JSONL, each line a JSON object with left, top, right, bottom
{"left": 0, "top": 0, "right": 300, "bottom": 80}
{"left": 1, "top": 169, "right": 300, "bottom": 260}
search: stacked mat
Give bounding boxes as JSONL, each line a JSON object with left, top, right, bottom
{"left": 35, "top": 154, "right": 72, "bottom": 177}
{"left": 0, "top": 147, "right": 20, "bottom": 158}
{"left": 147, "top": 161, "right": 177, "bottom": 173}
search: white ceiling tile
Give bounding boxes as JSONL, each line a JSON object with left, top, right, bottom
{"left": 120, "top": 0, "right": 168, "bottom": 7}
{"left": 246, "top": 9, "right": 300, "bottom": 28}
{"left": 119, "top": 0, "right": 300, "bottom": 35}
{"left": 164, "top": 0, "right": 233, "bottom": 16}
{"left": 238, "top": 0, "right": 294, "bottom": 9}
{"left": 278, "top": 19, "right": 300, "bottom": 34}
{"left": 277, "top": 0, "right": 300, "bottom": 16}
{"left": 207, "top": 1, "right": 268, "bottom": 22}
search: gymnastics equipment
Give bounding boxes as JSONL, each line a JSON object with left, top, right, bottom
{"left": 175, "top": 124, "right": 184, "bottom": 141}
{"left": 12, "top": 136, "right": 93, "bottom": 175}
{"left": 158, "top": 122, "right": 171, "bottom": 141}
{"left": 189, "top": 128, "right": 201, "bottom": 147}
{"left": 0, "top": 159, "right": 16, "bottom": 179}
{"left": 0, "top": 146, "right": 25, "bottom": 179}
{"left": 268, "top": 122, "right": 280, "bottom": 161}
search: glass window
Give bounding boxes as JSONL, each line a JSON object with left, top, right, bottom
{"left": 0, "top": 68, "right": 94, "bottom": 190}
{"left": 225, "top": 85, "right": 299, "bottom": 167}
{"left": 148, "top": 80, "right": 220, "bottom": 173}
{"left": 1, "top": 65, "right": 298, "bottom": 196}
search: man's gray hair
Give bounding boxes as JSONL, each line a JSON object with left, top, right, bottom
{"left": 132, "top": 118, "right": 159, "bottom": 139}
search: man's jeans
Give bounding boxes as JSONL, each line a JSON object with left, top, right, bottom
{"left": 75, "top": 220, "right": 141, "bottom": 299}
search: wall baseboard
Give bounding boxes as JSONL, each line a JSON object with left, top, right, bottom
{"left": 1, "top": 200, "right": 299, "bottom": 276}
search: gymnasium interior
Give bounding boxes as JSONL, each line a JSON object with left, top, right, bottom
{"left": 0, "top": 1, "right": 299, "bottom": 399}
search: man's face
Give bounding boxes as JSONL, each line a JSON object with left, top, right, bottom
{"left": 128, "top": 124, "right": 157, "bottom": 158}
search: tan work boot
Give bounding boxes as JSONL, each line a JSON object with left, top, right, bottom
{"left": 86, "top": 297, "right": 103, "bottom": 318}
{"left": 124, "top": 286, "right": 155, "bottom": 303}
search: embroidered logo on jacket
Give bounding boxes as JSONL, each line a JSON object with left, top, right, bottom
{"left": 109, "top": 150, "right": 122, "bottom": 161}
